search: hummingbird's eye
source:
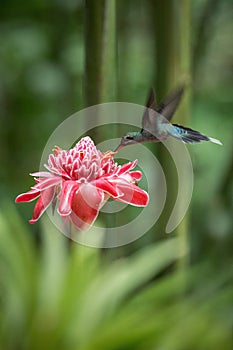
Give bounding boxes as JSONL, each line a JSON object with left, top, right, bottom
{"left": 125, "top": 135, "right": 134, "bottom": 140}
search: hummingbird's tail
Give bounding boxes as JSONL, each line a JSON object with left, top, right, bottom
{"left": 171, "top": 124, "right": 222, "bottom": 145}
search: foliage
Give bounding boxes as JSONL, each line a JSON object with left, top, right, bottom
{"left": 0, "top": 1, "right": 232, "bottom": 348}
{"left": 0, "top": 204, "right": 232, "bottom": 349}
{"left": 0, "top": 0, "right": 232, "bottom": 258}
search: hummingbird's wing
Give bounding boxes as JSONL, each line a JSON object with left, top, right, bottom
{"left": 146, "top": 87, "right": 156, "bottom": 110}
{"left": 156, "top": 85, "right": 185, "bottom": 121}
{"left": 142, "top": 88, "right": 156, "bottom": 130}
{"left": 142, "top": 85, "right": 185, "bottom": 135}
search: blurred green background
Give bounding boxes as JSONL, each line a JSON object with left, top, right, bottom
{"left": 0, "top": 0, "right": 232, "bottom": 349}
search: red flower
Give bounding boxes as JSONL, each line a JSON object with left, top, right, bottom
{"left": 15, "top": 137, "right": 149, "bottom": 231}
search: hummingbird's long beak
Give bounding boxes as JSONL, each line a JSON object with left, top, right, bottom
{"left": 114, "top": 144, "right": 123, "bottom": 152}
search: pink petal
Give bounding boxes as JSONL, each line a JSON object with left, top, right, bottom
{"left": 30, "top": 172, "right": 54, "bottom": 177}
{"left": 31, "top": 176, "right": 61, "bottom": 191}
{"left": 129, "top": 171, "right": 142, "bottom": 181}
{"left": 58, "top": 181, "right": 79, "bottom": 216}
{"left": 94, "top": 179, "right": 120, "bottom": 198}
{"left": 70, "top": 183, "right": 104, "bottom": 231}
{"left": 29, "top": 187, "right": 55, "bottom": 224}
{"left": 15, "top": 189, "right": 40, "bottom": 203}
{"left": 115, "top": 183, "right": 149, "bottom": 207}
{"left": 117, "top": 160, "right": 138, "bottom": 176}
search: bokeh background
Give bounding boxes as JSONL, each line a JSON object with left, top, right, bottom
{"left": 0, "top": 1, "right": 232, "bottom": 349}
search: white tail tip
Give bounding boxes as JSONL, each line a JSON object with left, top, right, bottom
{"left": 209, "top": 137, "right": 223, "bottom": 146}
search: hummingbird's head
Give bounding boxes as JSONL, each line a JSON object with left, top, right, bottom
{"left": 114, "top": 132, "right": 137, "bottom": 152}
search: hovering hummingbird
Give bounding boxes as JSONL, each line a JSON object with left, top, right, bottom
{"left": 115, "top": 86, "right": 222, "bottom": 151}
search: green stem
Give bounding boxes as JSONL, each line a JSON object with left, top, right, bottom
{"left": 100, "top": 0, "right": 117, "bottom": 103}
{"left": 84, "top": 0, "right": 117, "bottom": 106}
{"left": 84, "top": 0, "right": 104, "bottom": 107}
{"left": 152, "top": 0, "right": 191, "bottom": 264}
{"left": 84, "top": 0, "right": 117, "bottom": 248}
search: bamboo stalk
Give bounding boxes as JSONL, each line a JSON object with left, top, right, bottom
{"left": 100, "top": 0, "right": 117, "bottom": 103}
{"left": 177, "top": 0, "right": 191, "bottom": 265}
{"left": 84, "top": 0, "right": 117, "bottom": 248}
{"left": 152, "top": 0, "right": 191, "bottom": 263}
{"left": 84, "top": 0, "right": 105, "bottom": 107}
{"left": 84, "top": 0, "right": 117, "bottom": 105}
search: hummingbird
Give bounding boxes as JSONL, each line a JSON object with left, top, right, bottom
{"left": 115, "top": 86, "right": 222, "bottom": 151}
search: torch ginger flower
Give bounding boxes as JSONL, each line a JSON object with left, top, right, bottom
{"left": 15, "top": 137, "right": 149, "bottom": 231}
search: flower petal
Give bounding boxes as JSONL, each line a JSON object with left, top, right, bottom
{"left": 15, "top": 189, "right": 40, "bottom": 203}
{"left": 115, "top": 183, "right": 149, "bottom": 207}
{"left": 32, "top": 176, "right": 61, "bottom": 191}
{"left": 58, "top": 181, "right": 79, "bottom": 216}
{"left": 29, "top": 187, "right": 55, "bottom": 224}
{"left": 70, "top": 183, "right": 104, "bottom": 231}
{"left": 129, "top": 171, "right": 142, "bottom": 181}
{"left": 117, "top": 160, "right": 138, "bottom": 175}
{"left": 30, "top": 172, "right": 54, "bottom": 177}
{"left": 94, "top": 178, "right": 120, "bottom": 198}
